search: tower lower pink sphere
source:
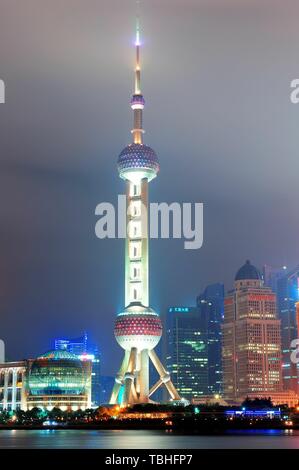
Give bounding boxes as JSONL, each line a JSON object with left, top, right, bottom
{"left": 114, "top": 305, "right": 162, "bottom": 351}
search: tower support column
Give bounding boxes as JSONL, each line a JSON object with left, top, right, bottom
{"left": 149, "top": 349, "right": 181, "bottom": 400}
{"left": 110, "top": 350, "right": 130, "bottom": 405}
{"left": 123, "top": 347, "right": 138, "bottom": 404}
{"left": 139, "top": 349, "right": 149, "bottom": 402}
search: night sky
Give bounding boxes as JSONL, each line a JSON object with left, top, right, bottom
{"left": 0, "top": 0, "right": 299, "bottom": 374}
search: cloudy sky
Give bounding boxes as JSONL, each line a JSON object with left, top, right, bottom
{"left": 0, "top": 0, "right": 299, "bottom": 374}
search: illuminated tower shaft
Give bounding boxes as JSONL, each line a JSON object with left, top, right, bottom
{"left": 125, "top": 21, "right": 149, "bottom": 307}
{"left": 110, "top": 17, "right": 180, "bottom": 406}
{"left": 125, "top": 178, "right": 148, "bottom": 307}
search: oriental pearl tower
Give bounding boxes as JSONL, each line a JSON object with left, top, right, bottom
{"left": 110, "top": 15, "right": 180, "bottom": 405}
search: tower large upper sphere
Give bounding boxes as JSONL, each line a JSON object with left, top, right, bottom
{"left": 117, "top": 143, "right": 159, "bottom": 182}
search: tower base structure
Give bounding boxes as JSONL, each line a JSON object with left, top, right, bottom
{"left": 110, "top": 347, "right": 180, "bottom": 405}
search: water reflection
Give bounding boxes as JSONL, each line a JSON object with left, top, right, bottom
{"left": 0, "top": 429, "right": 299, "bottom": 449}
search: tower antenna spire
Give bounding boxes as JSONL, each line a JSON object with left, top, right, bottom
{"left": 134, "top": 0, "right": 141, "bottom": 95}
{"left": 131, "top": 0, "right": 144, "bottom": 144}
{"left": 135, "top": 0, "right": 141, "bottom": 45}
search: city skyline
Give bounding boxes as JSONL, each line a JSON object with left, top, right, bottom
{"left": 0, "top": 0, "right": 299, "bottom": 376}
{"left": 1, "top": 258, "right": 299, "bottom": 411}
{"left": 2, "top": 260, "right": 298, "bottom": 376}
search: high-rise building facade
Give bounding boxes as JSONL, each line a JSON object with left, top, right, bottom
{"left": 222, "top": 260, "right": 282, "bottom": 403}
{"left": 263, "top": 265, "right": 287, "bottom": 293}
{"left": 109, "top": 17, "right": 179, "bottom": 405}
{"left": 54, "top": 333, "right": 101, "bottom": 407}
{"left": 55, "top": 333, "right": 88, "bottom": 356}
{"left": 166, "top": 307, "right": 209, "bottom": 400}
{"left": 197, "top": 283, "right": 224, "bottom": 395}
{"left": 276, "top": 266, "right": 299, "bottom": 393}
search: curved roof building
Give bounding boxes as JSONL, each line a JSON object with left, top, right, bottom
{"left": 27, "top": 350, "right": 91, "bottom": 410}
{"left": 235, "top": 260, "right": 262, "bottom": 281}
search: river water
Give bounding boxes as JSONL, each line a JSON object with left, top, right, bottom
{"left": 0, "top": 429, "right": 298, "bottom": 448}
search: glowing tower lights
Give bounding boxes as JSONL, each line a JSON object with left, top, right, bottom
{"left": 110, "top": 15, "right": 180, "bottom": 406}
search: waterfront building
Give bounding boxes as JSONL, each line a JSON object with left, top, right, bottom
{"left": 0, "top": 361, "right": 27, "bottom": 411}
{"left": 243, "top": 390, "right": 299, "bottom": 408}
{"left": 27, "top": 350, "right": 91, "bottom": 410}
{"left": 110, "top": 16, "right": 180, "bottom": 405}
{"left": 222, "top": 260, "right": 282, "bottom": 403}
{"left": 0, "top": 350, "right": 91, "bottom": 411}
{"left": 166, "top": 306, "right": 208, "bottom": 400}
{"left": 197, "top": 283, "right": 224, "bottom": 394}
{"left": 55, "top": 333, "right": 101, "bottom": 406}
{"left": 192, "top": 395, "right": 227, "bottom": 406}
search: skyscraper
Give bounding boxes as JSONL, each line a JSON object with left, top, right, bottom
{"left": 54, "top": 333, "right": 101, "bottom": 407}
{"left": 263, "top": 265, "right": 287, "bottom": 294}
{"left": 276, "top": 266, "right": 299, "bottom": 393}
{"left": 55, "top": 333, "right": 88, "bottom": 356}
{"left": 222, "top": 260, "right": 282, "bottom": 403}
{"left": 166, "top": 307, "right": 209, "bottom": 400}
{"left": 197, "top": 283, "right": 224, "bottom": 395}
{"left": 110, "top": 17, "right": 180, "bottom": 406}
